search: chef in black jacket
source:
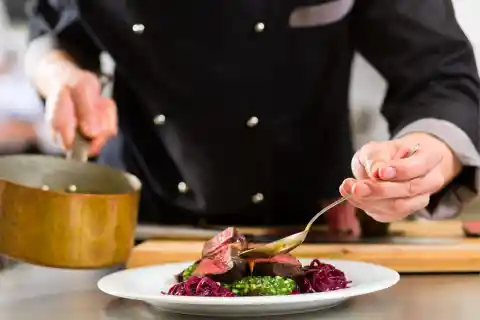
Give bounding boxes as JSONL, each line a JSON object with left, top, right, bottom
{"left": 24, "top": 0, "right": 480, "bottom": 234}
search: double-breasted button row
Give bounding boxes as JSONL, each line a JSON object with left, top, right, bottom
{"left": 133, "top": 22, "right": 265, "bottom": 34}
{"left": 153, "top": 114, "right": 258, "bottom": 128}
{"left": 174, "top": 185, "right": 263, "bottom": 204}
{"left": 139, "top": 19, "right": 265, "bottom": 204}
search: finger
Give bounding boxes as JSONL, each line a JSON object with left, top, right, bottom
{"left": 48, "top": 87, "right": 77, "bottom": 150}
{"left": 99, "top": 98, "right": 118, "bottom": 136}
{"left": 340, "top": 178, "right": 358, "bottom": 196}
{"left": 352, "top": 168, "right": 445, "bottom": 199}
{"left": 388, "top": 149, "right": 443, "bottom": 181}
{"left": 70, "top": 73, "right": 102, "bottom": 137}
{"left": 340, "top": 178, "right": 373, "bottom": 198}
{"left": 351, "top": 150, "right": 369, "bottom": 180}
{"left": 344, "top": 196, "right": 371, "bottom": 212}
{"left": 343, "top": 196, "right": 388, "bottom": 220}
{"left": 393, "top": 145, "right": 415, "bottom": 160}
{"left": 88, "top": 99, "right": 118, "bottom": 156}
{"left": 364, "top": 194, "right": 430, "bottom": 223}
{"left": 89, "top": 136, "right": 109, "bottom": 156}
{"left": 357, "top": 141, "right": 397, "bottom": 179}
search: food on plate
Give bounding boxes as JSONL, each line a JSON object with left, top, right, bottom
{"left": 201, "top": 227, "right": 248, "bottom": 257}
{"left": 165, "top": 227, "right": 350, "bottom": 297}
{"left": 191, "top": 245, "right": 249, "bottom": 283}
{"left": 224, "top": 276, "right": 297, "bottom": 296}
{"left": 167, "top": 276, "right": 237, "bottom": 297}
{"left": 251, "top": 254, "right": 303, "bottom": 278}
{"left": 297, "top": 259, "right": 352, "bottom": 293}
{"left": 181, "top": 263, "right": 199, "bottom": 281}
{"left": 175, "top": 227, "right": 249, "bottom": 284}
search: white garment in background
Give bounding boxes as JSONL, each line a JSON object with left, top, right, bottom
{"left": 0, "top": 0, "right": 61, "bottom": 154}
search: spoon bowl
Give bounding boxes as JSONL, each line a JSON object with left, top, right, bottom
{"left": 239, "top": 195, "right": 351, "bottom": 258}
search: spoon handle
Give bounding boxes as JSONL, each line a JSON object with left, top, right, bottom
{"left": 304, "top": 143, "right": 420, "bottom": 231}
{"left": 305, "top": 194, "right": 351, "bottom": 231}
{"left": 66, "top": 131, "right": 91, "bottom": 163}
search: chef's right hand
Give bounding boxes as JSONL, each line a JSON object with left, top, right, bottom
{"left": 45, "top": 69, "right": 118, "bottom": 156}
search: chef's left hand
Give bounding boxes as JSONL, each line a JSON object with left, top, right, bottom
{"left": 339, "top": 132, "right": 462, "bottom": 222}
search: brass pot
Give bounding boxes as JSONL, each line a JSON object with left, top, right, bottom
{"left": 0, "top": 153, "right": 141, "bottom": 269}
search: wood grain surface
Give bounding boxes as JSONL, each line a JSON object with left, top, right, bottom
{"left": 127, "top": 220, "right": 480, "bottom": 273}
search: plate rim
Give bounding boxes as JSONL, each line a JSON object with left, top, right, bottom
{"left": 98, "top": 258, "right": 400, "bottom": 305}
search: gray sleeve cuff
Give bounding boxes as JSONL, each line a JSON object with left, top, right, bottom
{"left": 393, "top": 118, "right": 480, "bottom": 220}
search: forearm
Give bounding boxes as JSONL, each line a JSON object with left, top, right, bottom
{"left": 352, "top": 0, "right": 480, "bottom": 219}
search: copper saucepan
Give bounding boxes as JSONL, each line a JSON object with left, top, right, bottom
{"left": 0, "top": 133, "right": 142, "bottom": 269}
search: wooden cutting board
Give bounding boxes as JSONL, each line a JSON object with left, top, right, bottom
{"left": 126, "top": 220, "right": 480, "bottom": 273}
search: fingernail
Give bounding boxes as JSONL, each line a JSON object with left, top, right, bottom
{"left": 344, "top": 179, "right": 356, "bottom": 194}
{"left": 353, "top": 182, "right": 371, "bottom": 197}
{"left": 380, "top": 167, "right": 396, "bottom": 180}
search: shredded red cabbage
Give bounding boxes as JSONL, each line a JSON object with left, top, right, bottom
{"left": 298, "top": 259, "right": 351, "bottom": 293}
{"left": 291, "top": 288, "right": 301, "bottom": 295}
{"left": 164, "top": 276, "right": 236, "bottom": 297}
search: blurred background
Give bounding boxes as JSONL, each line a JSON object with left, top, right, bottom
{"left": 0, "top": 0, "right": 479, "bottom": 218}
{"left": 0, "top": 0, "right": 61, "bottom": 156}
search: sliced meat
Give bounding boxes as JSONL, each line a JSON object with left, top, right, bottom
{"left": 175, "top": 228, "right": 248, "bottom": 284}
{"left": 250, "top": 254, "right": 304, "bottom": 278}
{"left": 175, "top": 259, "right": 200, "bottom": 282}
{"left": 193, "top": 245, "right": 248, "bottom": 284}
{"left": 201, "top": 227, "right": 248, "bottom": 258}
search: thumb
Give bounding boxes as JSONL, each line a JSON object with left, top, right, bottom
{"left": 358, "top": 142, "right": 397, "bottom": 180}
{"left": 46, "top": 86, "right": 77, "bottom": 150}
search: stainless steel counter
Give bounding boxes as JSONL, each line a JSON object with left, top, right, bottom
{"left": 0, "top": 263, "right": 479, "bottom": 320}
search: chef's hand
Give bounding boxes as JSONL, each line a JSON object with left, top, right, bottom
{"left": 339, "top": 132, "right": 462, "bottom": 222}
{"left": 30, "top": 49, "right": 118, "bottom": 156}
{"left": 45, "top": 68, "right": 117, "bottom": 156}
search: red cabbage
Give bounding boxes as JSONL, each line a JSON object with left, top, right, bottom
{"left": 164, "top": 276, "right": 236, "bottom": 297}
{"left": 291, "top": 288, "right": 301, "bottom": 295}
{"left": 298, "top": 259, "right": 351, "bottom": 293}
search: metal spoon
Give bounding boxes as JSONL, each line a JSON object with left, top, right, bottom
{"left": 239, "top": 143, "right": 420, "bottom": 258}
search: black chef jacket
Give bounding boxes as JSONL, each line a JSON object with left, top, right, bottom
{"left": 26, "top": 0, "right": 480, "bottom": 225}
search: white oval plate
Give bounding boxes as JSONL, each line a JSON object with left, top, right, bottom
{"left": 98, "top": 259, "right": 399, "bottom": 317}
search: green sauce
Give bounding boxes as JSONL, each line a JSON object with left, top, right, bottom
{"left": 182, "top": 263, "right": 198, "bottom": 280}
{"left": 224, "top": 276, "right": 296, "bottom": 296}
